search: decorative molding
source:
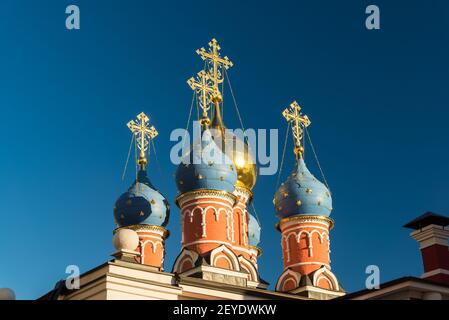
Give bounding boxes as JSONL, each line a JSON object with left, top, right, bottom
{"left": 141, "top": 239, "right": 163, "bottom": 254}
{"left": 242, "top": 210, "right": 247, "bottom": 246}
{"left": 138, "top": 234, "right": 165, "bottom": 241}
{"left": 282, "top": 223, "right": 330, "bottom": 233}
{"left": 422, "top": 268, "right": 449, "bottom": 278}
{"left": 201, "top": 208, "right": 207, "bottom": 238}
{"left": 234, "top": 185, "right": 253, "bottom": 196}
{"left": 231, "top": 211, "right": 235, "bottom": 243}
{"left": 278, "top": 215, "right": 333, "bottom": 231}
{"left": 182, "top": 200, "right": 234, "bottom": 212}
{"left": 248, "top": 245, "right": 263, "bottom": 258}
{"left": 182, "top": 240, "right": 253, "bottom": 256}
{"left": 114, "top": 225, "right": 169, "bottom": 238}
{"left": 180, "top": 214, "right": 185, "bottom": 243}
{"left": 226, "top": 211, "right": 231, "bottom": 240}
{"left": 216, "top": 208, "right": 227, "bottom": 221}
{"left": 410, "top": 225, "right": 449, "bottom": 249}
{"left": 181, "top": 206, "right": 234, "bottom": 241}
{"left": 179, "top": 265, "right": 248, "bottom": 280}
{"left": 282, "top": 229, "right": 329, "bottom": 260}
{"left": 289, "top": 285, "right": 346, "bottom": 298}
{"left": 285, "top": 261, "right": 331, "bottom": 270}
{"left": 176, "top": 189, "right": 236, "bottom": 208}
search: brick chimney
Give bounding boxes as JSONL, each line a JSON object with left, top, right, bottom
{"left": 404, "top": 212, "right": 449, "bottom": 285}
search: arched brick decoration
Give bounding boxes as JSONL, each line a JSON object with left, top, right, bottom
{"left": 214, "top": 254, "right": 233, "bottom": 269}
{"left": 172, "top": 248, "right": 199, "bottom": 274}
{"left": 210, "top": 245, "right": 240, "bottom": 271}
{"left": 312, "top": 266, "right": 339, "bottom": 291}
{"left": 275, "top": 269, "right": 300, "bottom": 292}
{"left": 238, "top": 256, "right": 258, "bottom": 282}
{"left": 179, "top": 258, "right": 194, "bottom": 273}
{"left": 140, "top": 240, "right": 163, "bottom": 267}
{"left": 178, "top": 192, "right": 236, "bottom": 256}
{"left": 316, "top": 276, "right": 333, "bottom": 290}
{"left": 282, "top": 277, "right": 297, "bottom": 292}
{"left": 279, "top": 216, "right": 331, "bottom": 276}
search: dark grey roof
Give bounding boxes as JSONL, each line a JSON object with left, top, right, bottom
{"left": 403, "top": 212, "right": 449, "bottom": 230}
{"left": 340, "top": 276, "right": 449, "bottom": 300}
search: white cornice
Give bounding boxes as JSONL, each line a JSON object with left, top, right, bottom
{"left": 410, "top": 224, "right": 449, "bottom": 249}
{"left": 422, "top": 268, "right": 449, "bottom": 278}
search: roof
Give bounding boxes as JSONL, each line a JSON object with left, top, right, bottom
{"left": 341, "top": 276, "right": 449, "bottom": 300}
{"left": 403, "top": 212, "right": 449, "bottom": 230}
{"left": 177, "top": 276, "right": 304, "bottom": 300}
{"left": 38, "top": 260, "right": 303, "bottom": 300}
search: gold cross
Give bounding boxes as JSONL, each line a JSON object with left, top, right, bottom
{"left": 187, "top": 70, "right": 215, "bottom": 123}
{"left": 282, "top": 101, "right": 311, "bottom": 158}
{"left": 196, "top": 38, "right": 233, "bottom": 102}
{"left": 127, "top": 112, "right": 158, "bottom": 166}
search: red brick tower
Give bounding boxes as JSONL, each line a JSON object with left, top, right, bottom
{"left": 172, "top": 38, "right": 264, "bottom": 288}
{"left": 113, "top": 112, "right": 170, "bottom": 270}
{"left": 404, "top": 212, "right": 449, "bottom": 285}
{"left": 274, "top": 101, "right": 344, "bottom": 299}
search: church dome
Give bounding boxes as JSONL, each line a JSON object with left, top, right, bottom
{"left": 224, "top": 132, "right": 257, "bottom": 191}
{"left": 210, "top": 111, "right": 257, "bottom": 191}
{"left": 248, "top": 214, "right": 261, "bottom": 246}
{"left": 274, "top": 159, "right": 332, "bottom": 219}
{"left": 114, "top": 168, "right": 170, "bottom": 227}
{"left": 175, "top": 130, "right": 237, "bottom": 194}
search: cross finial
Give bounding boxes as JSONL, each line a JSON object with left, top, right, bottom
{"left": 127, "top": 112, "right": 158, "bottom": 167}
{"left": 187, "top": 70, "right": 215, "bottom": 125}
{"left": 282, "top": 101, "right": 311, "bottom": 158}
{"left": 196, "top": 38, "right": 233, "bottom": 103}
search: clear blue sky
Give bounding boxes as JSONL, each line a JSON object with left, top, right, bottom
{"left": 0, "top": 0, "right": 448, "bottom": 299}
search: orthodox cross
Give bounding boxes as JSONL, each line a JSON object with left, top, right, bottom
{"left": 282, "top": 101, "right": 311, "bottom": 158}
{"left": 196, "top": 38, "right": 233, "bottom": 102}
{"left": 187, "top": 70, "right": 215, "bottom": 123}
{"left": 127, "top": 112, "right": 158, "bottom": 166}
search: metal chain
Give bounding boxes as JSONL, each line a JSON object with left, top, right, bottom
{"left": 221, "top": 74, "right": 225, "bottom": 118}
{"left": 223, "top": 68, "right": 265, "bottom": 227}
{"left": 224, "top": 68, "right": 246, "bottom": 132}
{"left": 305, "top": 127, "right": 331, "bottom": 191}
{"left": 183, "top": 91, "right": 196, "bottom": 142}
{"left": 251, "top": 202, "right": 262, "bottom": 230}
{"left": 134, "top": 134, "right": 139, "bottom": 190}
{"left": 151, "top": 138, "right": 168, "bottom": 192}
{"left": 195, "top": 91, "right": 200, "bottom": 121}
{"left": 121, "top": 133, "right": 135, "bottom": 181}
{"left": 276, "top": 122, "right": 291, "bottom": 190}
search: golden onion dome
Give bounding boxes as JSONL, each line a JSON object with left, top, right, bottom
{"left": 210, "top": 105, "right": 257, "bottom": 191}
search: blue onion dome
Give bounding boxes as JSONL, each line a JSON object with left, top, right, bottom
{"left": 175, "top": 129, "right": 237, "bottom": 194}
{"left": 274, "top": 158, "right": 332, "bottom": 219}
{"left": 248, "top": 214, "right": 261, "bottom": 247}
{"left": 114, "top": 167, "right": 170, "bottom": 227}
